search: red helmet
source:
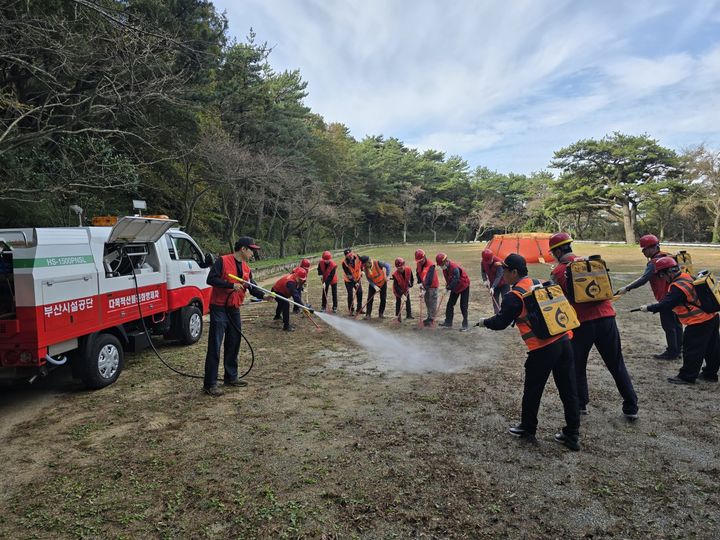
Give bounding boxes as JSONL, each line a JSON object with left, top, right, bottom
{"left": 300, "top": 258, "right": 311, "bottom": 268}
{"left": 639, "top": 234, "right": 659, "bottom": 249}
{"left": 482, "top": 249, "right": 494, "bottom": 263}
{"left": 436, "top": 252, "right": 448, "bottom": 266}
{"left": 549, "top": 232, "right": 573, "bottom": 251}
{"left": 653, "top": 256, "right": 678, "bottom": 273}
{"left": 414, "top": 249, "right": 426, "bottom": 261}
{"left": 394, "top": 257, "right": 405, "bottom": 268}
{"left": 294, "top": 267, "right": 308, "bottom": 280}
{"left": 322, "top": 251, "right": 332, "bottom": 261}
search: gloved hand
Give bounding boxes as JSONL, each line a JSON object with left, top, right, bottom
{"left": 489, "top": 287, "right": 495, "bottom": 296}
{"left": 483, "top": 280, "right": 490, "bottom": 288}
{"left": 475, "top": 318, "right": 486, "bottom": 327}
{"left": 640, "top": 305, "right": 649, "bottom": 312}
{"left": 616, "top": 286, "right": 628, "bottom": 296}
{"left": 419, "top": 285, "right": 425, "bottom": 293}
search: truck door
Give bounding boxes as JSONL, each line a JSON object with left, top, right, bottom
{"left": 165, "top": 233, "right": 211, "bottom": 310}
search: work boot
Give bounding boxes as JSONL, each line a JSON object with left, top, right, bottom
{"left": 406, "top": 315, "right": 414, "bottom": 320}
{"left": 459, "top": 325, "right": 469, "bottom": 332}
{"left": 698, "top": 372, "right": 719, "bottom": 382}
{"left": 293, "top": 307, "right": 300, "bottom": 314}
{"left": 508, "top": 425, "right": 536, "bottom": 442}
{"left": 667, "top": 375, "right": 694, "bottom": 385}
{"left": 224, "top": 378, "right": 248, "bottom": 387}
{"left": 653, "top": 351, "right": 680, "bottom": 360}
{"left": 332, "top": 307, "right": 337, "bottom": 314}
{"left": 554, "top": 430, "right": 581, "bottom": 451}
{"left": 438, "top": 320, "right": 452, "bottom": 329}
{"left": 623, "top": 411, "right": 639, "bottom": 421}
{"left": 283, "top": 325, "right": 295, "bottom": 332}
{"left": 349, "top": 308, "right": 355, "bottom": 316}
{"left": 204, "top": 386, "right": 223, "bottom": 397}
{"left": 273, "top": 315, "right": 281, "bottom": 321}
{"left": 378, "top": 313, "right": 385, "bottom": 319}
{"left": 363, "top": 314, "right": 371, "bottom": 320}
{"left": 579, "top": 405, "right": 589, "bottom": 415}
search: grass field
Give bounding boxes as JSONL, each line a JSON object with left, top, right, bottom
{"left": 1, "top": 242, "right": 719, "bottom": 538}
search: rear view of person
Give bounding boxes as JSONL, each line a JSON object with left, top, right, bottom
{"left": 272, "top": 267, "right": 308, "bottom": 332}
{"left": 481, "top": 249, "right": 508, "bottom": 314}
{"left": 317, "top": 251, "right": 338, "bottom": 313}
{"left": 392, "top": 257, "right": 414, "bottom": 320}
{"left": 415, "top": 249, "right": 439, "bottom": 327}
{"left": 342, "top": 248, "right": 363, "bottom": 315}
{"left": 436, "top": 252, "right": 470, "bottom": 331}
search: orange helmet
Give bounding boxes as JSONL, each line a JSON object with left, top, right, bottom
{"left": 294, "top": 267, "right": 308, "bottom": 280}
{"left": 394, "top": 257, "right": 405, "bottom": 268}
{"left": 300, "top": 258, "right": 311, "bottom": 268}
{"left": 435, "top": 252, "right": 448, "bottom": 266}
{"left": 549, "top": 232, "right": 573, "bottom": 251}
{"left": 639, "top": 234, "right": 659, "bottom": 249}
{"left": 414, "top": 249, "right": 426, "bottom": 261}
{"left": 322, "top": 251, "right": 332, "bottom": 261}
{"left": 653, "top": 256, "right": 678, "bottom": 273}
{"left": 481, "top": 249, "right": 494, "bottom": 263}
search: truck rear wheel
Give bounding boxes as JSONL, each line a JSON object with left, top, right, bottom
{"left": 79, "top": 333, "right": 124, "bottom": 389}
{"left": 180, "top": 305, "right": 203, "bottom": 345}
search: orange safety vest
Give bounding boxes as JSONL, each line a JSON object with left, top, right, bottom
{"left": 670, "top": 273, "right": 716, "bottom": 326}
{"left": 343, "top": 256, "right": 362, "bottom": 283}
{"left": 511, "top": 277, "right": 569, "bottom": 351}
{"left": 210, "top": 255, "right": 250, "bottom": 308}
{"left": 365, "top": 260, "right": 387, "bottom": 288}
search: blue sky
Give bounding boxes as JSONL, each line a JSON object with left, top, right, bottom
{"left": 213, "top": 0, "right": 720, "bottom": 174}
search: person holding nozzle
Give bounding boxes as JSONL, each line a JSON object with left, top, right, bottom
{"left": 360, "top": 255, "right": 391, "bottom": 319}
{"left": 204, "top": 236, "right": 264, "bottom": 397}
{"left": 293, "top": 258, "right": 312, "bottom": 314}
{"left": 615, "top": 234, "right": 683, "bottom": 360}
{"left": 436, "top": 252, "right": 471, "bottom": 331}
{"left": 392, "top": 257, "right": 414, "bottom": 320}
{"left": 415, "top": 249, "right": 439, "bottom": 327}
{"left": 317, "top": 251, "right": 338, "bottom": 313}
{"left": 272, "top": 267, "right": 308, "bottom": 332}
{"left": 476, "top": 254, "right": 581, "bottom": 450}
{"left": 342, "top": 248, "right": 363, "bottom": 316}
{"left": 481, "top": 248, "right": 508, "bottom": 314}
{"left": 635, "top": 257, "right": 719, "bottom": 385}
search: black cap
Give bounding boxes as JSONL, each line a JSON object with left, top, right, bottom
{"left": 359, "top": 255, "right": 369, "bottom": 264}
{"left": 343, "top": 248, "right": 352, "bottom": 256}
{"left": 234, "top": 236, "right": 260, "bottom": 251}
{"left": 502, "top": 253, "right": 527, "bottom": 273}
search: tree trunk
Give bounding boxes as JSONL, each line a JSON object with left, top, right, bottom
{"left": 432, "top": 229, "right": 437, "bottom": 243}
{"left": 621, "top": 200, "right": 635, "bottom": 244}
{"left": 713, "top": 206, "right": 720, "bottom": 243}
{"left": 473, "top": 227, "right": 481, "bottom": 242}
{"left": 254, "top": 197, "right": 265, "bottom": 239}
{"left": 403, "top": 221, "right": 407, "bottom": 244}
{"left": 368, "top": 222, "right": 372, "bottom": 244}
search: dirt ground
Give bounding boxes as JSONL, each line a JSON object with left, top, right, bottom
{"left": 1, "top": 243, "right": 719, "bottom": 539}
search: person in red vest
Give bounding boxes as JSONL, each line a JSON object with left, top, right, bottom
{"left": 272, "top": 267, "right": 308, "bottom": 332}
{"left": 392, "top": 257, "right": 414, "bottom": 320}
{"left": 549, "top": 232, "right": 638, "bottom": 420}
{"left": 481, "top": 248, "right": 508, "bottom": 314}
{"left": 317, "top": 251, "right": 338, "bottom": 313}
{"left": 415, "top": 249, "right": 439, "bottom": 327}
{"left": 360, "top": 255, "right": 391, "bottom": 319}
{"left": 292, "top": 258, "right": 312, "bottom": 314}
{"left": 204, "top": 236, "right": 263, "bottom": 397}
{"left": 436, "top": 253, "right": 470, "bottom": 331}
{"left": 616, "top": 234, "right": 683, "bottom": 360}
{"left": 638, "top": 257, "right": 719, "bottom": 384}
{"left": 342, "top": 248, "right": 363, "bottom": 315}
{"left": 476, "top": 254, "right": 581, "bottom": 450}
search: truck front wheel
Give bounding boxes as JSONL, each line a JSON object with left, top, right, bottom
{"left": 180, "top": 305, "right": 203, "bottom": 345}
{"left": 79, "top": 333, "right": 124, "bottom": 389}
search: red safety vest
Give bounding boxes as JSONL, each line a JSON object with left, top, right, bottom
{"left": 649, "top": 251, "right": 671, "bottom": 301}
{"left": 318, "top": 260, "right": 338, "bottom": 285}
{"left": 482, "top": 256, "right": 506, "bottom": 286}
{"left": 392, "top": 267, "right": 412, "bottom": 298}
{"left": 417, "top": 259, "right": 439, "bottom": 289}
{"left": 273, "top": 273, "right": 299, "bottom": 298}
{"left": 552, "top": 254, "right": 615, "bottom": 323}
{"left": 669, "top": 273, "right": 716, "bottom": 326}
{"left": 511, "top": 277, "right": 569, "bottom": 351}
{"left": 365, "top": 260, "right": 387, "bottom": 288}
{"left": 343, "top": 256, "right": 362, "bottom": 283}
{"left": 210, "top": 254, "right": 250, "bottom": 308}
{"left": 442, "top": 261, "right": 470, "bottom": 293}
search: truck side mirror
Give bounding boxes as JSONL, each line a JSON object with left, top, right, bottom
{"left": 201, "top": 253, "right": 216, "bottom": 268}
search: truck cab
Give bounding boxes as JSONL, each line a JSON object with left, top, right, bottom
{"left": 0, "top": 217, "right": 213, "bottom": 389}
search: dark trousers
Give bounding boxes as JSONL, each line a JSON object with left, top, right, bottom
{"left": 322, "top": 282, "right": 338, "bottom": 311}
{"left": 274, "top": 297, "right": 291, "bottom": 328}
{"left": 660, "top": 310, "right": 683, "bottom": 356}
{"left": 521, "top": 337, "right": 580, "bottom": 437}
{"left": 571, "top": 316, "right": 638, "bottom": 415}
{"left": 395, "top": 294, "right": 412, "bottom": 318}
{"left": 678, "top": 315, "right": 720, "bottom": 381}
{"left": 445, "top": 287, "right": 470, "bottom": 327}
{"left": 204, "top": 305, "right": 241, "bottom": 388}
{"left": 366, "top": 283, "right": 387, "bottom": 316}
{"left": 345, "top": 282, "right": 363, "bottom": 312}
{"left": 492, "top": 284, "right": 510, "bottom": 314}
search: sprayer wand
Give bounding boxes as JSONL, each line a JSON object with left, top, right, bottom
{"left": 228, "top": 274, "right": 314, "bottom": 314}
